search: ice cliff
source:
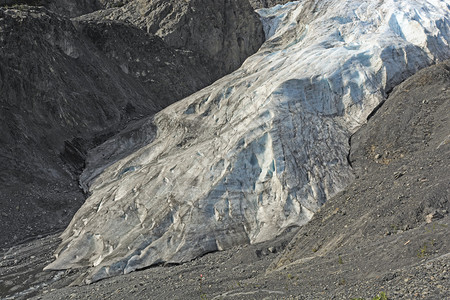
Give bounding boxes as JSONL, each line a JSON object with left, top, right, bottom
{"left": 46, "top": 0, "right": 450, "bottom": 283}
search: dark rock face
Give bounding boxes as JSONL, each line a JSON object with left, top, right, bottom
{"left": 43, "top": 0, "right": 103, "bottom": 17}
{"left": 0, "top": 0, "right": 134, "bottom": 17}
{"left": 44, "top": 0, "right": 100, "bottom": 17}
{"left": 44, "top": 0, "right": 135, "bottom": 18}
{"left": 1, "top": 0, "right": 101, "bottom": 17}
{"left": 0, "top": 1, "right": 263, "bottom": 248}
{"left": 78, "top": 0, "right": 265, "bottom": 75}
{"left": 249, "top": 0, "right": 292, "bottom": 9}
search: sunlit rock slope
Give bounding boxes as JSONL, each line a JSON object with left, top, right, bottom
{"left": 46, "top": 0, "right": 450, "bottom": 283}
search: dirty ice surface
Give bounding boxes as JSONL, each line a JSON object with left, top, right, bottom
{"left": 46, "top": 0, "right": 450, "bottom": 284}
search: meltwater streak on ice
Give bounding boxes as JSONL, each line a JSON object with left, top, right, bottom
{"left": 46, "top": 0, "right": 450, "bottom": 283}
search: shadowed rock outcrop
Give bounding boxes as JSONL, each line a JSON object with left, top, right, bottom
{"left": 249, "top": 0, "right": 292, "bottom": 9}
{"left": 76, "top": 0, "right": 265, "bottom": 76}
{"left": 0, "top": 0, "right": 134, "bottom": 17}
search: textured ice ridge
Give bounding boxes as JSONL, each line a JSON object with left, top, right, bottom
{"left": 46, "top": 0, "right": 450, "bottom": 283}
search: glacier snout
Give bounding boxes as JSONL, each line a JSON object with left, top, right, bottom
{"left": 46, "top": 0, "right": 450, "bottom": 283}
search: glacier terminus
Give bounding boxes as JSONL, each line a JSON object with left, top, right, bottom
{"left": 45, "top": 0, "right": 450, "bottom": 284}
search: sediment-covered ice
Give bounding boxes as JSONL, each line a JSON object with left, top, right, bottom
{"left": 46, "top": 0, "right": 450, "bottom": 283}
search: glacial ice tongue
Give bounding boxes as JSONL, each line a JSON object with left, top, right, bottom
{"left": 46, "top": 0, "right": 450, "bottom": 283}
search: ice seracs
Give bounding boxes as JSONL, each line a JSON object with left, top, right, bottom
{"left": 46, "top": 0, "right": 450, "bottom": 283}
{"left": 256, "top": 1, "right": 301, "bottom": 39}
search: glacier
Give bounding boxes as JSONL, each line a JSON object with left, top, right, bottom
{"left": 45, "top": 0, "right": 450, "bottom": 283}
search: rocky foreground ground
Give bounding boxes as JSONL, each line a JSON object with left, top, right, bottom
{"left": 1, "top": 61, "right": 448, "bottom": 300}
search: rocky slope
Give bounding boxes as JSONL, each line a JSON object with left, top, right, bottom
{"left": 249, "top": 0, "right": 292, "bottom": 9}
{"left": 44, "top": 0, "right": 450, "bottom": 284}
{"left": 0, "top": 0, "right": 133, "bottom": 17}
{"left": 0, "top": 1, "right": 263, "bottom": 248}
{"left": 45, "top": 0, "right": 135, "bottom": 18}
{"left": 75, "top": 0, "right": 265, "bottom": 76}
{"left": 1, "top": 59, "right": 448, "bottom": 300}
